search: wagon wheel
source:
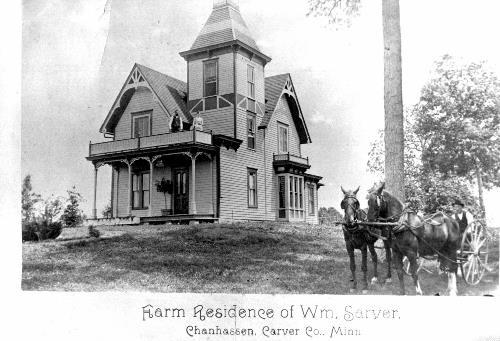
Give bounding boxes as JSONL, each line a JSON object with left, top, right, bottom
{"left": 459, "top": 222, "right": 490, "bottom": 285}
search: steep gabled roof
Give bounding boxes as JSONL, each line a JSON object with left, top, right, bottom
{"left": 136, "top": 64, "right": 189, "bottom": 120}
{"left": 261, "top": 73, "right": 312, "bottom": 144}
{"left": 262, "top": 74, "right": 290, "bottom": 127}
{"left": 100, "top": 64, "right": 190, "bottom": 134}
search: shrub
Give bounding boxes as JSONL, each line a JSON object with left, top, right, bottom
{"left": 88, "top": 225, "right": 101, "bottom": 238}
{"left": 22, "top": 220, "right": 63, "bottom": 242}
{"left": 61, "top": 187, "right": 84, "bottom": 227}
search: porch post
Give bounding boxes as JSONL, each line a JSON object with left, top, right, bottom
{"left": 210, "top": 156, "right": 215, "bottom": 215}
{"left": 127, "top": 163, "right": 132, "bottom": 216}
{"left": 113, "top": 167, "right": 119, "bottom": 218}
{"left": 92, "top": 165, "right": 98, "bottom": 219}
{"left": 149, "top": 158, "right": 154, "bottom": 217}
{"left": 190, "top": 154, "right": 197, "bottom": 214}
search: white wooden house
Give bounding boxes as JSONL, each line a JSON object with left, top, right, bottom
{"left": 86, "top": 0, "right": 323, "bottom": 224}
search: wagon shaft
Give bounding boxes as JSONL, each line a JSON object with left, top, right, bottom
{"left": 356, "top": 221, "right": 399, "bottom": 227}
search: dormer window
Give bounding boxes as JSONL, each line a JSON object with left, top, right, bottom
{"left": 132, "top": 111, "right": 151, "bottom": 138}
{"left": 204, "top": 60, "right": 218, "bottom": 97}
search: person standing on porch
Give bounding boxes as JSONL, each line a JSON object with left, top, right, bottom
{"left": 171, "top": 112, "right": 181, "bottom": 132}
{"left": 192, "top": 112, "right": 203, "bottom": 131}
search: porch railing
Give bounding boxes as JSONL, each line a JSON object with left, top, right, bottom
{"left": 273, "top": 153, "right": 309, "bottom": 166}
{"left": 89, "top": 130, "right": 212, "bottom": 156}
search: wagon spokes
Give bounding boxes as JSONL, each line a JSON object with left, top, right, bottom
{"left": 459, "top": 222, "right": 490, "bottom": 286}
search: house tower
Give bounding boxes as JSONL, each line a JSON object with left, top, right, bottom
{"left": 180, "top": 0, "right": 271, "bottom": 138}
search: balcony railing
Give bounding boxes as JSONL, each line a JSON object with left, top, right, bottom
{"left": 273, "top": 153, "right": 309, "bottom": 166}
{"left": 89, "top": 130, "right": 212, "bottom": 156}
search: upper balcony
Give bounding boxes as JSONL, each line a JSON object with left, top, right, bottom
{"left": 273, "top": 153, "right": 310, "bottom": 173}
{"left": 88, "top": 130, "right": 213, "bottom": 160}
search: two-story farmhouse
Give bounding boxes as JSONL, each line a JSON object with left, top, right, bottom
{"left": 86, "top": 0, "right": 322, "bottom": 224}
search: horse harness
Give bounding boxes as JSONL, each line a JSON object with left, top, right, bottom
{"left": 396, "top": 211, "right": 461, "bottom": 265}
{"left": 341, "top": 194, "right": 387, "bottom": 241}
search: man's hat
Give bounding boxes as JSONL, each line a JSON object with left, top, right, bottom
{"left": 453, "top": 199, "right": 465, "bottom": 207}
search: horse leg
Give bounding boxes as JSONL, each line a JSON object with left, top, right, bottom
{"left": 447, "top": 272, "right": 457, "bottom": 296}
{"left": 393, "top": 248, "right": 405, "bottom": 295}
{"left": 384, "top": 239, "right": 392, "bottom": 283}
{"left": 368, "top": 243, "right": 378, "bottom": 284}
{"left": 409, "top": 254, "right": 423, "bottom": 295}
{"left": 347, "top": 243, "right": 357, "bottom": 293}
{"left": 361, "top": 245, "right": 368, "bottom": 293}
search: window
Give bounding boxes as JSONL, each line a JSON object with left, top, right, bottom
{"left": 247, "top": 114, "right": 256, "bottom": 149}
{"left": 289, "top": 175, "right": 304, "bottom": 218}
{"left": 248, "top": 168, "right": 258, "bottom": 208}
{"left": 308, "top": 184, "right": 315, "bottom": 215}
{"left": 132, "top": 172, "right": 150, "bottom": 209}
{"left": 278, "top": 176, "right": 286, "bottom": 218}
{"left": 247, "top": 65, "right": 255, "bottom": 99}
{"left": 132, "top": 112, "right": 151, "bottom": 138}
{"left": 204, "top": 60, "right": 218, "bottom": 97}
{"left": 278, "top": 123, "right": 288, "bottom": 153}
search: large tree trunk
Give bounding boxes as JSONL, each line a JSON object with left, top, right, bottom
{"left": 382, "top": 0, "right": 405, "bottom": 201}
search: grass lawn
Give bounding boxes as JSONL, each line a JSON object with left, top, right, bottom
{"left": 22, "top": 222, "right": 499, "bottom": 295}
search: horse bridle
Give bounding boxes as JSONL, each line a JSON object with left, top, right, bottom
{"left": 372, "top": 192, "right": 400, "bottom": 223}
{"left": 341, "top": 195, "right": 361, "bottom": 232}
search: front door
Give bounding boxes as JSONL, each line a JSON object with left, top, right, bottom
{"left": 173, "top": 168, "right": 189, "bottom": 214}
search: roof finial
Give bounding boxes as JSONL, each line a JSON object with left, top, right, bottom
{"left": 213, "top": 0, "right": 240, "bottom": 10}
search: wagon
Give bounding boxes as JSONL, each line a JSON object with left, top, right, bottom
{"left": 457, "top": 221, "right": 491, "bottom": 285}
{"left": 338, "top": 219, "right": 492, "bottom": 286}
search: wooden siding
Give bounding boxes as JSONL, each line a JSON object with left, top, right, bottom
{"left": 188, "top": 52, "right": 234, "bottom": 100}
{"left": 116, "top": 165, "right": 129, "bottom": 217}
{"left": 235, "top": 52, "right": 265, "bottom": 104}
{"left": 194, "top": 159, "right": 214, "bottom": 214}
{"left": 199, "top": 106, "right": 234, "bottom": 137}
{"left": 219, "top": 107, "right": 269, "bottom": 221}
{"left": 267, "top": 96, "right": 301, "bottom": 156}
{"left": 114, "top": 87, "right": 171, "bottom": 140}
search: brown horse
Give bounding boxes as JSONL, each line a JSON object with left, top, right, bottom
{"left": 340, "top": 186, "right": 392, "bottom": 293}
{"left": 366, "top": 182, "right": 461, "bottom": 295}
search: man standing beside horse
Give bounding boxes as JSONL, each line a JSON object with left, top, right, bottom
{"left": 453, "top": 199, "right": 474, "bottom": 234}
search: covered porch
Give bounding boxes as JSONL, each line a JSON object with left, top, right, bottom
{"left": 86, "top": 140, "right": 218, "bottom": 224}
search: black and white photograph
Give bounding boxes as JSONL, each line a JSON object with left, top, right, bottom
{"left": 3, "top": 0, "right": 500, "bottom": 339}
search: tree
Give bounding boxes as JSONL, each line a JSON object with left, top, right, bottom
{"left": 414, "top": 55, "right": 500, "bottom": 220}
{"left": 368, "top": 106, "right": 482, "bottom": 215}
{"left": 61, "top": 186, "right": 85, "bottom": 227}
{"left": 40, "top": 195, "right": 64, "bottom": 224}
{"left": 309, "top": 0, "right": 405, "bottom": 201}
{"left": 21, "top": 174, "right": 41, "bottom": 223}
{"left": 102, "top": 200, "right": 112, "bottom": 219}
{"left": 368, "top": 108, "right": 423, "bottom": 209}
{"left": 319, "top": 207, "right": 343, "bottom": 224}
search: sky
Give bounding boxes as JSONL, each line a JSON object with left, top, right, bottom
{"left": 20, "top": 0, "right": 500, "bottom": 224}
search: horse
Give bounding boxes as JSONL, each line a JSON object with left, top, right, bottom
{"left": 366, "top": 182, "right": 461, "bottom": 295}
{"left": 340, "top": 186, "right": 392, "bottom": 293}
